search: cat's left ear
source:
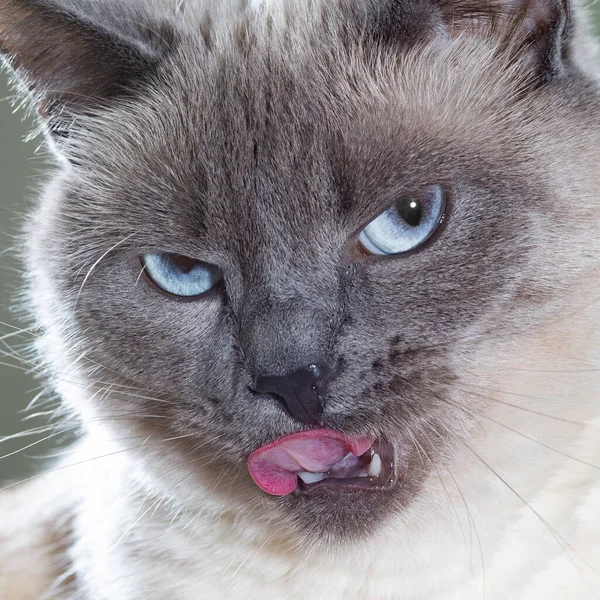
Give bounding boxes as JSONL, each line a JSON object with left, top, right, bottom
{"left": 446, "top": 0, "right": 572, "bottom": 81}
{"left": 368, "top": 0, "right": 572, "bottom": 81}
{"left": 0, "top": 0, "right": 172, "bottom": 135}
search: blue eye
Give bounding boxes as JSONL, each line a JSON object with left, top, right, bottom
{"left": 143, "top": 253, "right": 223, "bottom": 298}
{"left": 358, "top": 185, "right": 447, "bottom": 255}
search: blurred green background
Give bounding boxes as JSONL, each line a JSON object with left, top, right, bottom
{"left": 0, "top": 74, "right": 56, "bottom": 485}
{"left": 1, "top": 13, "right": 600, "bottom": 485}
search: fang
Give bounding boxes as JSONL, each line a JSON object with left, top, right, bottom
{"left": 367, "top": 452, "right": 382, "bottom": 477}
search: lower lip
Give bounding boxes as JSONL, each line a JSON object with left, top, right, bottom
{"left": 296, "top": 439, "right": 401, "bottom": 494}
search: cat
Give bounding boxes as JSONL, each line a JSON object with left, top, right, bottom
{"left": 1, "top": 0, "right": 600, "bottom": 598}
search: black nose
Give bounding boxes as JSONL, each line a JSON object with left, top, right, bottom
{"left": 255, "top": 363, "right": 331, "bottom": 425}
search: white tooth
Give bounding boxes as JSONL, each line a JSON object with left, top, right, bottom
{"left": 367, "top": 453, "right": 382, "bottom": 477}
{"left": 298, "top": 472, "right": 326, "bottom": 484}
{"left": 358, "top": 470, "right": 369, "bottom": 478}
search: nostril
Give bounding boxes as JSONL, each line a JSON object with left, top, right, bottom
{"left": 305, "top": 363, "right": 331, "bottom": 384}
{"left": 254, "top": 363, "right": 332, "bottom": 425}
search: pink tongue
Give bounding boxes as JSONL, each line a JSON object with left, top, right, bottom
{"left": 247, "top": 429, "right": 375, "bottom": 496}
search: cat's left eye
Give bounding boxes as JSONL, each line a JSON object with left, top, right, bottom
{"left": 142, "top": 253, "right": 223, "bottom": 298}
{"left": 358, "top": 184, "right": 447, "bottom": 256}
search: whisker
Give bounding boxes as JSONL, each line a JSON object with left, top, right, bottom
{"left": 0, "top": 321, "right": 40, "bottom": 337}
{"left": 134, "top": 262, "right": 147, "bottom": 287}
{"left": 483, "top": 414, "right": 600, "bottom": 470}
{"left": 162, "top": 433, "right": 197, "bottom": 443}
{"left": 24, "top": 388, "right": 54, "bottom": 412}
{"left": 401, "top": 375, "right": 600, "bottom": 473}
{"left": 469, "top": 392, "right": 594, "bottom": 427}
{"left": 74, "top": 234, "right": 134, "bottom": 308}
{"left": 0, "top": 446, "right": 146, "bottom": 492}
{"left": 396, "top": 373, "right": 600, "bottom": 589}
{"left": 460, "top": 440, "right": 599, "bottom": 598}
{"left": 227, "top": 529, "right": 280, "bottom": 580}
{"left": 0, "top": 423, "right": 74, "bottom": 443}
{"left": 439, "top": 391, "right": 600, "bottom": 472}
{"left": 478, "top": 366, "right": 600, "bottom": 375}
{"left": 0, "top": 341, "right": 181, "bottom": 409}
{"left": 447, "top": 468, "right": 486, "bottom": 600}
{"left": 109, "top": 471, "right": 193, "bottom": 554}
{"left": 424, "top": 423, "right": 486, "bottom": 598}
{"left": 0, "top": 328, "right": 36, "bottom": 343}
{"left": 449, "top": 385, "right": 591, "bottom": 426}
{"left": 0, "top": 358, "right": 29, "bottom": 371}
{"left": 24, "top": 437, "right": 146, "bottom": 461}
{"left": 0, "top": 347, "right": 39, "bottom": 370}
{"left": 409, "top": 425, "right": 475, "bottom": 578}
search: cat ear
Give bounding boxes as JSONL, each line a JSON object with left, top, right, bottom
{"left": 0, "top": 0, "right": 170, "bottom": 135}
{"left": 367, "top": 0, "right": 572, "bottom": 81}
{"left": 441, "top": 0, "right": 572, "bottom": 80}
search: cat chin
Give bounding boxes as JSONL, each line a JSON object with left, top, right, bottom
{"left": 279, "top": 482, "right": 420, "bottom": 545}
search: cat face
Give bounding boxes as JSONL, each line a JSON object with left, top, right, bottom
{"left": 3, "top": 0, "right": 600, "bottom": 543}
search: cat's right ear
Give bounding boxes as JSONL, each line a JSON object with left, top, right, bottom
{"left": 0, "top": 0, "right": 171, "bottom": 136}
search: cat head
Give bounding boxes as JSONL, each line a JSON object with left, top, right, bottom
{"left": 2, "top": 0, "right": 599, "bottom": 545}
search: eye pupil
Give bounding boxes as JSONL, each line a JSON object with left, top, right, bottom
{"left": 397, "top": 197, "right": 422, "bottom": 227}
{"left": 172, "top": 255, "right": 199, "bottom": 274}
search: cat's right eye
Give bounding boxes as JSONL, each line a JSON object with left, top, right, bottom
{"left": 142, "top": 253, "right": 223, "bottom": 298}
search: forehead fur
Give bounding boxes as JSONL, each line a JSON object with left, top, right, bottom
{"left": 61, "top": 24, "right": 539, "bottom": 200}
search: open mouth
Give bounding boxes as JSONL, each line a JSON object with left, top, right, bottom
{"left": 247, "top": 429, "right": 400, "bottom": 497}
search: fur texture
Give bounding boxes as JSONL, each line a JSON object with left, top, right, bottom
{"left": 1, "top": 0, "right": 600, "bottom": 598}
